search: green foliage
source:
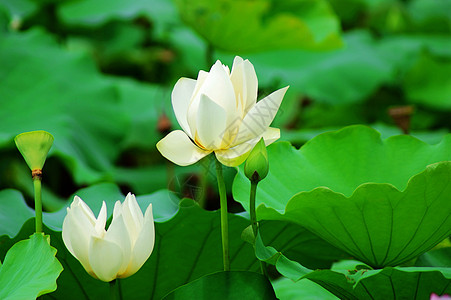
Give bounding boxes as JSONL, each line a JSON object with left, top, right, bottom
{"left": 0, "top": 233, "right": 63, "bottom": 299}
{"left": 262, "top": 162, "right": 451, "bottom": 267}
{"left": 162, "top": 271, "right": 277, "bottom": 299}
{"left": 174, "top": 0, "right": 342, "bottom": 52}
{"left": 403, "top": 52, "right": 451, "bottom": 109}
{"left": 0, "top": 0, "right": 450, "bottom": 297}
{"left": 234, "top": 126, "right": 451, "bottom": 267}
{"left": 272, "top": 277, "right": 338, "bottom": 300}
{"left": 305, "top": 264, "right": 451, "bottom": 299}
{"left": 233, "top": 125, "right": 451, "bottom": 211}
{"left": 0, "top": 185, "right": 265, "bottom": 299}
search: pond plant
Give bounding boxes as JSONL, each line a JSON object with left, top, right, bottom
{"left": 0, "top": 0, "right": 450, "bottom": 299}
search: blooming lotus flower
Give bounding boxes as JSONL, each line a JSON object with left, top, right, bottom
{"left": 157, "top": 56, "right": 288, "bottom": 167}
{"left": 62, "top": 193, "right": 154, "bottom": 282}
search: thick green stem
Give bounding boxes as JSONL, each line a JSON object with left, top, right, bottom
{"left": 109, "top": 279, "right": 121, "bottom": 300}
{"left": 215, "top": 158, "right": 230, "bottom": 271}
{"left": 250, "top": 182, "right": 258, "bottom": 237}
{"left": 249, "top": 180, "right": 268, "bottom": 276}
{"left": 33, "top": 177, "right": 42, "bottom": 233}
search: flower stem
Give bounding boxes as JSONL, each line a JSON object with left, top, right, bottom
{"left": 249, "top": 182, "right": 258, "bottom": 237}
{"left": 215, "top": 157, "right": 230, "bottom": 271}
{"left": 109, "top": 279, "right": 121, "bottom": 300}
{"left": 249, "top": 180, "right": 267, "bottom": 276}
{"left": 33, "top": 177, "right": 43, "bottom": 233}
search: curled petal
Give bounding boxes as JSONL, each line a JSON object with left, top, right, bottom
{"left": 89, "top": 236, "right": 124, "bottom": 282}
{"left": 121, "top": 204, "right": 155, "bottom": 278}
{"left": 230, "top": 56, "right": 258, "bottom": 115}
{"left": 157, "top": 130, "right": 211, "bottom": 166}
{"left": 62, "top": 206, "right": 94, "bottom": 275}
{"left": 195, "top": 94, "right": 227, "bottom": 149}
{"left": 104, "top": 214, "right": 132, "bottom": 275}
{"left": 215, "top": 142, "right": 254, "bottom": 167}
{"left": 215, "top": 127, "right": 280, "bottom": 167}
{"left": 172, "top": 78, "right": 196, "bottom": 137}
{"left": 234, "top": 86, "right": 288, "bottom": 145}
{"left": 122, "top": 193, "right": 144, "bottom": 242}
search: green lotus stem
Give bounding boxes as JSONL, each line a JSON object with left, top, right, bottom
{"left": 215, "top": 157, "right": 230, "bottom": 271}
{"left": 109, "top": 279, "right": 121, "bottom": 300}
{"left": 249, "top": 181, "right": 267, "bottom": 275}
{"left": 249, "top": 182, "right": 258, "bottom": 238}
{"left": 33, "top": 174, "right": 43, "bottom": 233}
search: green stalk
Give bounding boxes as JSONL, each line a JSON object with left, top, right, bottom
{"left": 249, "top": 180, "right": 267, "bottom": 276}
{"left": 215, "top": 157, "right": 230, "bottom": 271}
{"left": 109, "top": 279, "right": 120, "bottom": 300}
{"left": 33, "top": 177, "right": 42, "bottom": 233}
{"left": 249, "top": 182, "right": 258, "bottom": 237}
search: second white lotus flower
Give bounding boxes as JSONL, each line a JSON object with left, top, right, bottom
{"left": 157, "top": 56, "right": 288, "bottom": 167}
{"left": 62, "top": 193, "right": 155, "bottom": 282}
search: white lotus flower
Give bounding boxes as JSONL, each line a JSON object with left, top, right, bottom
{"left": 62, "top": 193, "right": 154, "bottom": 282}
{"left": 157, "top": 56, "right": 288, "bottom": 167}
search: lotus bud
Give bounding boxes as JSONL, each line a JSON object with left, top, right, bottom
{"left": 244, "top": 138, "right": 269, "bottom": 183}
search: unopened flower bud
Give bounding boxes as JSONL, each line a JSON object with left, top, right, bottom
{"left": 244, "top": 138, "right": 269, "bottom": 183}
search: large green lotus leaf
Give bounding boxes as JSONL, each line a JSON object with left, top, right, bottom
{"left": 174, "top": 0, "right": 342, "bottom": 53}
{"left": 305, "top": 264, "right": 451, "bottom": 300}
{"left": 272, "top": 277, "right": 338, "bottom": 300}
{"left": 0, "top": 233, "right": 63, "bottom": 299}
{"left": 162, "top": 271, "right": 276, "bottom": 299}
{"left": 403, "top": 52, "right": 451, "bottom": 110}
{"left": 0, "top": 189, "right": 34, "bottom": 238}
{"left": 408, "top": 0, "right": 451, "bottom": 33}
{"left": 259, "top": 162, "right": 451, "bottom": 267}
{"left": 111, "top": 77, "right": 174, "bottom": 150}
{"left": 58, "top": 0, "right": 178, "bottom": 30}
{"left": 282, "top": 123, "right": 450, "bottom": 147}
{"left": 0, "top": 28, "right": 128, "bottom": 184}
{"left": 416, "top": 246, "right": 451, "bottom": 268}
{"left": 258, "top": 220, "right": 349, "bottom": 269}
{"left": 233, "top": 125, "right": 451, "bottom": 212}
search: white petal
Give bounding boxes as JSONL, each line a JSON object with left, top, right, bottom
{"left": 122, "top": 193, "right": 144, "bottom": 242}
{"left": 215, "top": 127, "right": 280, "bottom": 167}
{"left": 234, "top": 86, "right": 288, "bottom": 145}
{"left": 73, "top": 196, "right": 96, "bottom": 226}
{"left": 230, "top": 56, "right": 246, "bottom": 113}
{"left": 104, "top": 214, "right": 132, "bottom": 275}
{"left": 156, "top": 130, "right": 211, "bottom": 166}
{"left": 215, "top": 142, "right": 254, "bottom": 167}
{"left": 62, "top": 207, "right": 94, "bottom": 275}
{"left": 121, "top": 204, "right": 155, "bottom": 278}
{"left": 191, "top": 70, "right": 209, "bottom": 101}
{"left": 260, "top": 127, "right": 280, "bottom": 146}
{"left": 89, "top": 236, "right": 123, "bottom": 282}
{"left": 171, "top": 78, "right": 196, "bottom": 137}
{"left": 195, "top": 94, "right": 227, "bottom": 149}
{"left": 94, "top": 201, "right": 107, "bottom": 236}
{"left": 188, "top": 61, "right": 238, "bottom": 133}
{"left": 230, "top": 56, "right": 258, "bottom": 115}
{"left": 242, "top": 59, "right": 258, "bottom": 114}
{"left": 112, "top": 200, "right": 122, "bottom": 220}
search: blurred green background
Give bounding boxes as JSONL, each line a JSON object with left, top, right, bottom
{"left": 0, "top": 0, "right": 450, "bottom": 211}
